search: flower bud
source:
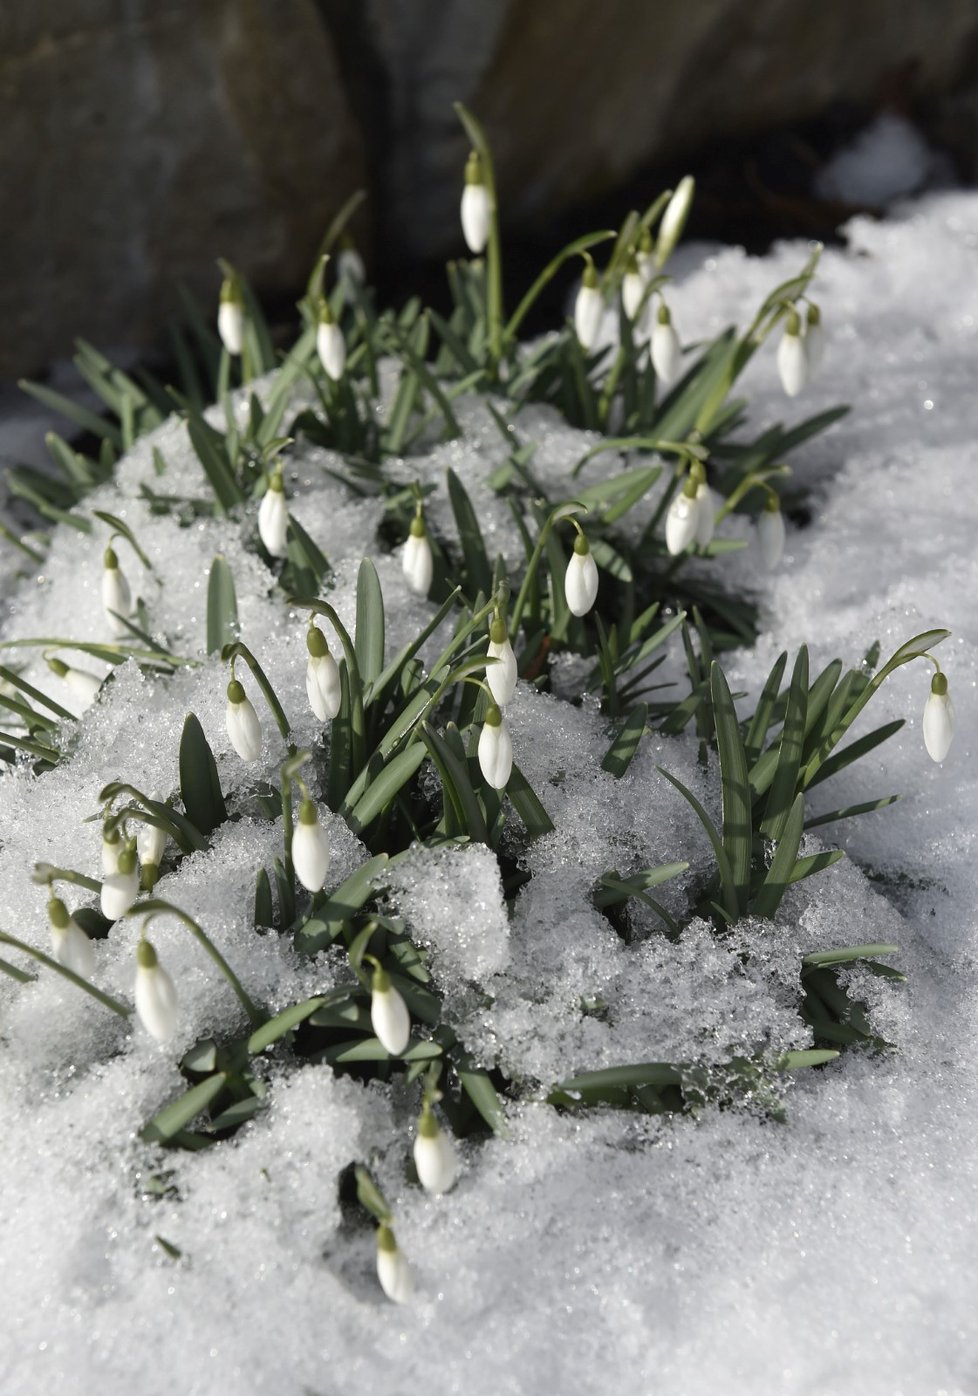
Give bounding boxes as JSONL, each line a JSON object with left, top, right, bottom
{"left": 101, "top": 544, "right": 134, "bottom": 636}
{"left": 48, "top": 897, "right": 95, "bottom": 979}
{"left": 376, "top": 1224, "right": 413, "bottom": 1304}
{"left": 574, "top": 263, "right": 604, "bottom": 351}
{"left": 337, "top": 238, "right": 365, "bottom": 286}
{"left": 218, "top": 276, "right": 245, "bottom": 356}
{"left": 292, "top": 798, "right": 330, "bottom": 893}
{"left": 486, "top": 616, "right": 517, "bottom": 708}
{"left": 370, "top": 963, "right": 411, "bottom": 1056}
{"left": 137, "top": 800, "right": 168, "bottom": 890}
{"left": 101, "top": 823, "right": 123, "bottom": 875}
{"left": 317, "top": 301, "right": 347, "bottom": 381}
{"left": 461, "top": 151, "right": 491, "bottom": 255}
{"left": 757, "top": 499, "right": 785, "bottom": 568}
{"left": 101, "top": 840, "right": 139, "bottom": 921}
{"left": 665, "top": 479, "right": 701, "bottom": 556}
{"left": 306, "top": 625, "right": 342, "bottom": 721}
{"left": 478, "top": 703, "right": 513, "bottom": 790}
{"left": 656, "top": 175, "right": 695, "bottom": 266}
{"left": 226, "top": 678, "right": 263, "bottom": 762}
{"left": 413, "top": 1103, "right": 458, "bottom": 1195}
{"left": 777, "top": 309, "right": 807, "bottom": 398}
{"left": 134, "top": 938, "right": 178, "bottom": 1042}
{"left": 402, "top": 515, "right": 433, "bottom": 598}
{"left": 922, "top": 671, "right": 954, "bottom": 763}
{"left": 48, "top": 656, "right": 102, "bottom": 712}
{"left": 636, "top": 227, "right": 655, "bottom": 283}
{"left": 258, "top": 471, "right": 289, "bottom": 559}
{"left": 564, "top": 534, "right": 599, "bottom": 617}
{"left": 651, "top": 304, "right": 682, "bottom": 386}
{"left": 621, "top": 255, "right": 644, "bottom": 321}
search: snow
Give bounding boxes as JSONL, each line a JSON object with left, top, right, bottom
{"left": 2, "top": 187, "right": 978, "bottom": 1395}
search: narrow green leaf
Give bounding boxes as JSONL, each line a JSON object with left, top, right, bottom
{"left": 657, "top": 765, "right": 738, "bottom": 922}
{"left": 421, "top": 723, "right": 488, "bottom": 844}
{"left": 801, "top": 944, "right": 899, "bottom": 968}
{"left": 505, "top": 762, "right": 555, "bottom": 838}
{"left": 777, "top": 1049, "right": 840, "bottom": 1070}
{"left": 759, "top": 647, "right": 808, "bottom": 840}
{"left": 206, "top": 555, "right": 238, "bottom": 655}
{"left": 354, "top": 1164, "right": 392, "bottom": 1224}
{"left": 254, "top": 868, "right": 273, "bottom": 929}
{"left": 805, "top": 720, "right": 905, "bottom": 791}
{"left": 294, "top": 854, "right": 389, "bottom": 956}
{"left": 186, "top": 411, "right": 242, "bottom": 513}
{"left": 140, "top": 1073, "right": 227, "bottom": 1144}
{"left": 744, "top": 652, "right": 787, "bottom": 763}
{"left": 601, "top": 703, "right": 648, "bottom": 778}
{"left": 447, "top": 468, "right": 493, "bottom": 599}
{"left": 246, "top": 997, "right": 325, "bottom": 1054}
{"left": 710, "top": 664, "right": 752, "bottom": 912}
{"left": 458, "top": 1064, "right": 507, "bottom": 1135}
{"left": 354, "top": 558, "right": 385, "bottom": 688}
{"left": 787, "top": 848, "right": 845, "bottom": 883}
{"left": 804, "top": 795, "right": 899, "bottom": 829}
{"left": 750, "top": 792, "right": 805, "bottom": 919}
{"left": 345, "top": 742, "right": 427, "bottom": 835}
{"left": 178, "top": 713, "right": 227, "bottom": 836}
{"left": 19, "top": 377, "right": 123, "bottom": 444}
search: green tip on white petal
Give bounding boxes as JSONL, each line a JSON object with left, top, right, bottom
{"left": 137, "top": 939, "right": 158, "bottom": 969}
{"left": 490, "top": 616, "right": 508, "bottom": 645}
{"left": 932, "top": 671, "right": 948, "bottom": 697}
{"left": 227, "top": 678, "right": 246, "bottom": 704}
{"left": 298, "top": 797, "right": 318, "bottom": 825}
{"left": 573, "top": 532, "right": 590, "bottom": 556}
{"left": 48, "top": 897, "right": 70, "bottom": 929}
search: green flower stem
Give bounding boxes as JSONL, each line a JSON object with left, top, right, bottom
{"left": 0, "top": 522, "right": 44, "bottom": 564}
{"left": 713, "top": 464, "right": 790, "bottom": 524}
{"left": 508, "top": 501, "right": 588, "bottom": 637}
{"left": 134, "top": 899, "right": 264, "bottom": 1028}
{"left": 0, "top": 928, "right": 131, "bottom": 1018}
{"left": 454, "top": 103, "right": 503, "bottom": 372}
{"left": 32, "top": 863, "right": 102, "bottom": 893}
{"left": 221, "top": 641, "right": 291, "bottom": 742}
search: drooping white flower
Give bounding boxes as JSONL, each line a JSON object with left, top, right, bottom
{"left": 574, "top": 263, "right": 603, "bottom": 351}
{"left": 402, "top": 515, "right": 433, "bottom": 597}
{"left": 486, "top": 616, "right": 517, "bottom": 708}
{"left": 461, "top": 151, "right": 491, "bottom": 255}
{"left": 757, "top": 500, "right": 786, "bottom": 568}
{"left": 621, "top": 255, "right": 644, "bottom": 321}
{"left": 46, "top": 655, "right": 102, "bottom": 712}
{"left": 564, "top": 535, "right": 599, "bottom": 617}
{"left": 137, "top": 799, "right": 168, "bottom": 890}
{"left": 48, "top": 897, "right": 95, "bottom": 979}
{"left": 306, "top": 625, "right": 342, "bottom": 721}
{"left": 651, "top": 304, "right": 682, "bottom": 385}
{"left": 258, "top": 472, "right": 289, "bottom": 559}
{"left": 665, "top": 481, "right": 701, "bottom": 555}
{"left": 656, "top": 175, "right": 695, "bottom": 266}
{"left": 370, "top": 964, "right": 411, "bottom": 1056}
{"left": 317, "top": 301, "right": 346, "bottom": 381}
{"left": 101, "top": 825, "right": 123, "bottom": 875}
{"left": 226, "top": 678, "right": 263, "bottom": 762}
{"left": 101, "top": 841, "right": 139, "bottom": 921}
{"left": 636, "top": 227, "right": 655, "bottom": 283}
{"left": 695, "top": 481, "right": 719, "bottom": 548}
{"left": 101, "top": 545, "right": 134, "bottom": 636}
{"left": 376, "top": 1224, "right": 413, "bottom": 1304}
{"left": 478, "top": 704, "right": 513, "bottom": 790}
{"left": 291, "top": 798, "right": 330, "bottom": 893}
{"left": 337, "top": 240, "right": 365, "bottom": 286}
{"left": 805, "top": 303, "right": 825, "bottom": 376}
{"left": 217, "top": 274, "right": 245, "bottom": 356}
{"left": 413, "top": 1104, "right": 459, "bottom": 1196}
{"left": 134, "top": 938, "right": 178, "bottom": 1042}
{"left": 923, "top": 672, "right": 954, "bottom": 763}
{"left": 777, "top": 309, "right": 808, "bottom": 397}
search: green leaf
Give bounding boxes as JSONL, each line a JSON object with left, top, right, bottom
{"left": 458, "top": 1064, "right": 507, "bottom": 1135}
{"left": 354, "top": 1164, "right": 392, "bottom": 1224}
{"left": 805, "top": 720, "right": 905, "bottom": 791}
{"left": 593, "top": 862, "right": 688, "bottom": 908}
{"left": 601, "top": 703, "right": 647, "bottom": 778}
{"left": 354, "top": 558, "right": 385, "bottom": 688}
{"left": 710, "top": 664, "right": 752, "bottom": 913}
{"left": 447, "top": 467, "right": 494, "bottom": 599}
{"left": 140, "top": 1073, "right": 227, "bottom": 1144}
{"left": 777, "top": 1049, "right": 839, "bottom": 1071}
{"left": 758, "top": 647, "right": 808, "bottom": 839}
{"left": 246, "top": 996, "right": 326, "bottom": 1054}
{"left": 750, "top": 792, "right": 805, "bottom": 919}
{"left": 786, "top": 848, "right": 845, "bottom": 883}
{"left": 294, "top": 854, "right": 389, "bottom": 956}
{"left": 19, "top": 377, "right": 123, "bottom": 444}
{"left": 658, "top": 766, "right": 739, "bottom": 923}
{"left": 801, "top": 944, "right": 899, "bottom": 968}
{"left": 744, "top": 652, "right": 787, "bottom": 763}
{"left": 804, "top": 795, "right": 900, "bottom": 829}
{"left": 254, "top": 868, "right": 274, "bottom": 929}
{"left": 550, "top": 1062, "right": 683, "bottom": 1107}
{"left": 178, "top": 713, "right": 227, "bottom": 836}
{"left": 505, "top": 762, "right": 555, "bottom": 839}
{"left": 206, "top": 555, "right": 238, "bottom": 655}
{"left": 421, "top": 723, "right": 489, "bottom": 844}
{"left": 186, "top": 411, "right": 243, "bottom": 513}
{"left": 345, "top": 742, "right": 427, "bottom": 836}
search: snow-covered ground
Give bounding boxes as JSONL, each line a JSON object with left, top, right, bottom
{"left": 1, "top": 181, "right": 977, "bottom": 1396}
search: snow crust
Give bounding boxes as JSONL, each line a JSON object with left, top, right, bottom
{"left": 2, "top": 188, "right": 978, "bottom": 1395}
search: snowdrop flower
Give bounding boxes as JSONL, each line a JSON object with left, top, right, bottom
{"left": 370, "top": 962, "right": 411, "bottom": 1056}
{"left": 651, "top": 304, "right": 682, "bottom": 385}
{"left": 402, "top": 513, "right": 433, "bottom": 597}
{"left": 101, "top": 840, "right": 139, "bottom": 921}
{"left": 665, "top": 479, "right": 701, "bottom": 555}
{"left": 134, "top": 938, "right": 178, "bottom": 1043}
{"left": 478, "top": 703, "right": 513, "bottom": 790}
{"left": 217, "top": 273, "right": 245, "bottom": 356}
{"left": 461, "top": 150, "right": 491, "bottom": 255}
{"left": 317, "top": 300, "right": 346, "bottom": 381}
{"left": 47, "top": 656, "right": 102, "bottom": 711}
{"left": 101, "top": 824, "right": 123, "bottom": 875}
{"left": 47, "top": 897, "right": 94, "bottom": 979}
{"left": 413, "top": 1102, "right": 459, "bottom": 1196}
{"left": 564, "top": 533, "right": 599, "bottom": 617}
{"left": 376, "top": 1224, "right": 413, "bottom": 1305}
{"left": 486, "top": 615, "right": 517, "bottom": 708}
{"left": 777, "top": 308, "right": 807, "bottom": 397}
{"left": 805, "top": 303, "right": 825, "bottom": 376}
{"left": 137, "top": 801, "right": 167, "bottom": 891}
{"left": 757, "top": 498, "right": 786, "bottom": 568}
{"left": 306, "top": 624, "right": 341, "bottom": 721}
{"left": 226, "top": 677, "right": 263, "bottom": 762}
{"left": 695, "top": 480, "right": 719, "bottom": 549}
{"left": 656, "top": 175, "right": 694, "bottom": 265}
{"left": 336, "top": 237, "right": 365, "bottom": 286}
{"left": 621, "top": 254, "right": 644, "bottom": 321}
{"left": 636, "top": 227, "right": 655, "bottom": 283}
{"left": 922, "top": 671, "right": 954, "bottom": 763}
{"left": 574, "top": 261, "right": 603, "bottom": 351}
{"left": 101, "top": 544, "right": 134, "bottom": 636}
{"left": 258, "top": 470, "right": 289, "bottom": 559}
{"left": 292, "top": 797, "right": 330, "bottom": 893}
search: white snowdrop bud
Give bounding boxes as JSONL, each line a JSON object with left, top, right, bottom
{"left": 665, "top": 479, "right": 701, "bottom": 556}
{"left": 656, "top": 175, "right": 695, "bottom": 265}
{"left": 574, "top": 263, "right": 604, "bottom": 351}
{"left": 621, "top": 255, "right": 644, "bottom": 321}
{"left": 376, "top": 1224, "right": 413, "bottom": 1305}
{"left": 923, "top": 671, "right": 954, "bottom": 763}
{"left": 695, "top": 481, "right": 719, "bottom": 548}
{"left": 48, "top": 897, "right": 95, "bottom": 979}
{"left": 461, "top": 150, "right": 491, "bottom": 255}
{"left": 291, "top": 798, "right": 330, "bottom": 893}
{"left": 134, "top": 938, "right": 178, "bottom": 1043}
{"left": 317, "top": 301, "right": 347, "bottom": 381}
{"left": 402, "top": 515, "right": 433, "bottom": 597}
{"left": 47, "top": 655, "right": 102, "bottom": 712}
{"left": 226, "top": 678, "right": 263, "bottom": 762}
{"left": 101, "top": 841, "right": 140, "bottom": 921}
{"left": 370, "top": 964, "right": 411, "bottom": 1056}
{"left": 564, "top": 534, "right": 599, "bottom": 617}
{"left": 777, "top": 308, "right": 808, "bottom": 397}
{"left": 486, "top": 615, "right": 518, "bottom": 708}
{"left": 757, "top": 498, "right": 786, "bottom": 568}
{"left": 636, "top": 227, "right": 655, "bottom": 283}
{"left": 101, "top": 825, "right": 123, "bottom": 875}
{"left": 217, "top": 275, "right": 245, "bottom": 356}
{"left": 101, "top": 545, "right": 134, "bottom": 636}
{"left": 137, "top": 801, "right": 168, "bottom": 891}
{"left": 306, "top": 625, "right": 342, "bottom": 721}
{"left": 258, "top": 471, "right": 289, "bottom": 559}
{"left": 805, "top": 303, "right": 825, "bottom": 376}
{"left": 478, "top": 703, "right": 513, "bottom": 790}
{"left": 413, "top": 1103, "right": 459, "bottom": 1196}
{"left": 651, "top": 303, "right": 682, "bottom": 385}
{"left": 337, "top": 239, "right": 365, "bottom": 286}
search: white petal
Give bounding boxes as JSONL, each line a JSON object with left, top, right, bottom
{"left": 695, "top": 483, "right": 718, "bottom": 548}
{"left": 656, "top": 175, "right": 694, "bottom": 263}
{"left": 377, "top": 1240, "right": 413, "bottom": 1304}
{"left": 53, "top": 920, "right": 95, "bottom": 979}
{"left": 64, "top": 667, "right": 102, "bottom": 710}
{"left": 574, "top": 285, "right": 604, "bottom": 350}
{"left": 777, "top": 330, "right": 808, "bottom": 397}
{"left": 258, "top": 488, "right": 289, "bottom": 558}
{"left": 461, "top": 183, "right": 491, "bottom": 255}
{"left": 622, "top": 271, "right": 644, "bottom": 321}
{"left": 402, "top": 534, "right": 433, "bottom": 597}
{"left": 102, "top": 835, "right": 122, "bottom": 875}
{"left": 478, "top": 718, "right": 513, "bottom": 790}
{"left": 317, "top": 322, "right": 347, "bottom": 381}
{"left": 135, "top": 962, "right": 178, "bottom": 1042}
{"left": 757, "top": 510, "right": 786, "bottom": 568}
{"left": 101, "top": 567, "right": 133, "bottom": 635}
{"left": 651, "top": 321, "right": 682, "bottom": 385}
{"left": 486, "top": 639, "right": 518, "bottom": 708}
{"left": 218, "top": 301, "right": 244, "bottom": 355}
{"left": 137, "top": 819, "right": 167, "bottom": 871}
{"left": 100, "top": 869, "right": 139, "bottom": 921}
{"left": 337, "top": 247, "right": 365, "bottom": 284}
{"left": 292, "top": 817, "right": 330, "bottom": 893}
{"left": 413, "top": 1127, "right": 459, "bottom": 1196}
{"left": 564, "top": 551, "right": 599, "bottom": 617}
{"left": 923, "top": 691, "right": 954, "bottom": 763}
{"left": 665, "top": 492, "right": 700, "bottom": 555}
{"left": 371, "top": 985, "right": 411, "bottom": 1055}
{"left": 306, "top": 653, "right": 342, "bottom": 721}
{"left": 227, "top": 697, "right": 263, "bottom": 761}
